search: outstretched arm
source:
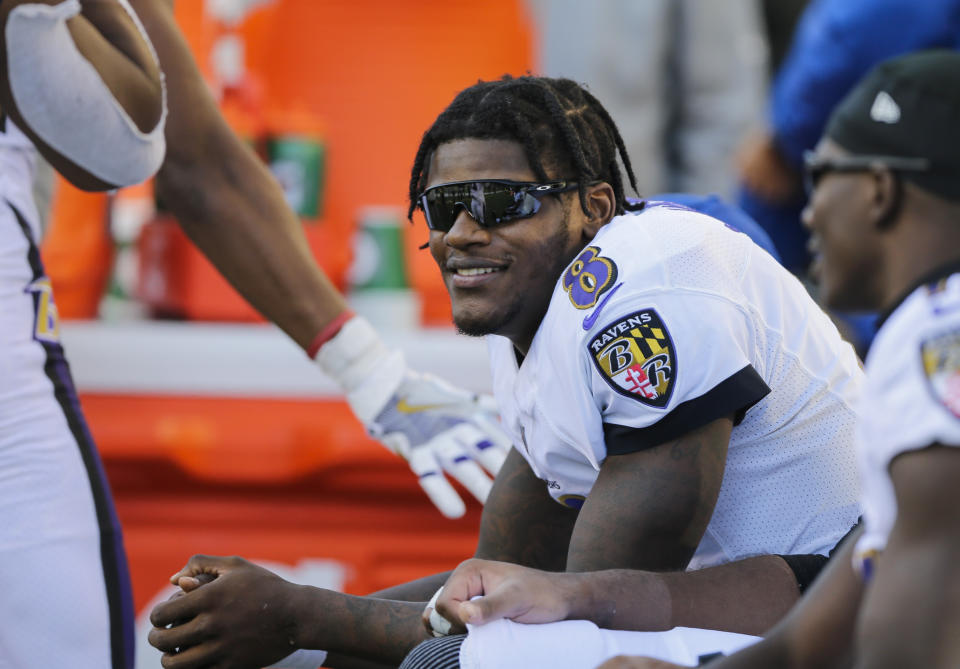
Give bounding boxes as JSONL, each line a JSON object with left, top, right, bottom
{"left": 124, "top": 0, "right": 512, "bottom": 518}
{"left": 127, "top": 0, "right": 346, "bottom": 347}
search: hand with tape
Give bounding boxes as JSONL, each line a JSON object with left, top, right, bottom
{"left": 423, "top": 558, "right": 589, "bottom": 636}
{"left": 313, "top": 313, "right": 511, "bottom": 518}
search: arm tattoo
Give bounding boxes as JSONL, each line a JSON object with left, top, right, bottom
{"left": 566, "top": 417, "right": 731, "bottom": 572}
{"left": 475, "top": 448, "right": 578, "bottom": 570}
{"left": 319, "top": 593, "right": 429, "bottom": 667}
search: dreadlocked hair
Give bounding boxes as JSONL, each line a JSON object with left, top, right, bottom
{"left": 407, "top": 75, "right": 639, "bottom": 221}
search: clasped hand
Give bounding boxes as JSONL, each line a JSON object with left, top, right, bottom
{"left": 148, "top": 555, "right": 302, "bottom": 669}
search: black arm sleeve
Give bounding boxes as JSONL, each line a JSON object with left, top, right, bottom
{"left": 778, "top": 518, "right": 864, "bottom": 593}
{"left": 603, "top": 364, "right": 770, "bottom": 455}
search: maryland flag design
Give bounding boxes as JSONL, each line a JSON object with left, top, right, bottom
{"left": 921, "top": 327, "right": 960, "bottom": 418}
{"left": 589, "top": 309, "right": 675, "bottom": 408}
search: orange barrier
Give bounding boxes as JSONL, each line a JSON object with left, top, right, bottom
{"left": 40, "top": 176, "right": 111, "bottom": 319}
{"left": 238, "top": 0, "right": 535, "bottom": 325}
{"left": 84, "top": 392, "right": 483, "bottom": 610}
{"left": 138, "top": 213, "right": 266, "bottom": 320}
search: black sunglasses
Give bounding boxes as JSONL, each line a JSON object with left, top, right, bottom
{"left": 802, "top": 151, "right": 931, "bottom": 195}
{"left": 418, "top": 179, "right": 579, "bottom": 232}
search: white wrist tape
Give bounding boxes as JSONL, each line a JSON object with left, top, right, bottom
{"left": 264, "top": 648, "right": 329, "bottom": 669}
{"left": 313, "top": 315, "right": 406, "bottom": 422}
{"left": 6, "top": 0, "right": 167, "bottom": 186}
{"left": 427, "top": 586, "right": 453, "bottom": 637}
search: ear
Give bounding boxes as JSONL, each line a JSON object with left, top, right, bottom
{"left": 868, "top": 166, "right": 902, "bottom": 230}
{"left": 581, "top": 182, "right": 616, "bottom": 238}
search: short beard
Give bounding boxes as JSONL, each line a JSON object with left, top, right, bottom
{"left": 455, "top": 300, "right": 525, "bottom": 338}
{"left": 453, "top": 204, "right": 576, "bottom": 339}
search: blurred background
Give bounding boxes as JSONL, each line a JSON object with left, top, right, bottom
{"left": 30, "top": 0, "right": 822, "bottom": 664}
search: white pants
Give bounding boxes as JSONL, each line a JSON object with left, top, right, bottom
{"left": 460, "top": 619, "right": 759, "bottom": 668}
{"left": 0, "top": 193, "right": 134, "bottom": 669}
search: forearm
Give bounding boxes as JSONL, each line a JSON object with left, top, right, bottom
{"left": 289, "top": 586, "right": 431, "bottom": 667}
{"left": 368, "top": 571, "right": 451, "bottom": 601}
{"left": 156, "top": 130, "right": 346, "bottom": 348}
{"left": 569, "top": 555, "right": 798, "bottom": 635}
{"left": 660, "top": 555, "right": 799, "bottom": 635}
{"left": 711, "top": 536, "right": 863, "bottom": 669}
{"left": 133, "top": 0, "right": 345, "bottom": 348}
{"left": 310, "top": 572, "right": 451, "bottom": 667}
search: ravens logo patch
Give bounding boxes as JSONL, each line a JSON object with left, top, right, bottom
{"left": 588, "top": 309, "right": 675, "bottom": 408}
{"left": 921, "top": 327, "right": 960, "bottom": 418}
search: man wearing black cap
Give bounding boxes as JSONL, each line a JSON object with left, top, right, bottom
{"left": 593, "top": 48, "right": 960, "bottom": 669}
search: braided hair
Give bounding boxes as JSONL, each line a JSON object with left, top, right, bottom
{"left": 407, "top": 75, "right": 639, "bottom": 221}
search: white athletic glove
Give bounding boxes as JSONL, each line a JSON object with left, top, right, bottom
{"left": 315, "top": 315, "right": 511, "bottom": 518}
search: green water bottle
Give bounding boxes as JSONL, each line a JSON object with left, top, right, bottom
{"left": 347, "top": 206, "right": 420, "bottom": 330}
{"left": 267, "top": 108, "right": 326, "bottom": 219}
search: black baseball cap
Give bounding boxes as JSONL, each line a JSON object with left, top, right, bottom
{"left": 825, "top": 49, "right": 960, "bottom": 201}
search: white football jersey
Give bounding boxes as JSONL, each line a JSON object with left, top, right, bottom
{"left": 0, "top": 118, "right": 40, "bottom": 250}
{"left": 854, "top": 267, "right": 960, "bottom": 576}
{"left": 0, "top": 114, "right": 33, "bottom": 151}
{"left": 489, "top": 204, "right": 863, "bottom": 568}
{"left": 0, "top": 115, "right": 135, "bottom": 667}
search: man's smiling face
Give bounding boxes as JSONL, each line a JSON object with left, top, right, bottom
{"left": 802, "top": 138, "right": 886, "bottom": 312}
{"left": 425, "top": 138, "right": 596, "bottom": 352}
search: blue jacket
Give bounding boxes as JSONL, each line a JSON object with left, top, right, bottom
{"left": 771, "top": 0, "right": 960, "bottom": 166}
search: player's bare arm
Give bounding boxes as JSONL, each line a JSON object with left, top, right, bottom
{"left": 567, "top": 416, "right": 733, "bottom": 573}
{"left": 432, "top": 554, "right": 804, "bottom": 639}
{"left": 127, "top": 0, "right": 347, "bottom": 346}
{"left": 130, "top": 0, "right": 510, "bottom": 518}
{"left": 328, "top": 448, "right": 581, "bottom": 658}
{"left": 327, "top": 453, "right": 580, "bottom": 663}
{"left": 573, "top": 412, "right": 818, "bottom": 634}
{"left": 0, "top": 0, "right": 165, "bottom": 189}
{"left": 855, "top": 445, "right": 960, "bottom": 669}
{"left": 66, "top": 0, "right": 163, "bottom": 129}
{"left": 611, "top": 530, "right": 865, "bottom": 669}
{"left": 473, "top": 447, "right": 579, "bottom": 568}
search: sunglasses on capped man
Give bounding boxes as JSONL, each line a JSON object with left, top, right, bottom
{"left": 418, "top": 179, "right": 579, "bottom": 232}
{"left": 802, "top": 151, "right": 930, "bottom": 195}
